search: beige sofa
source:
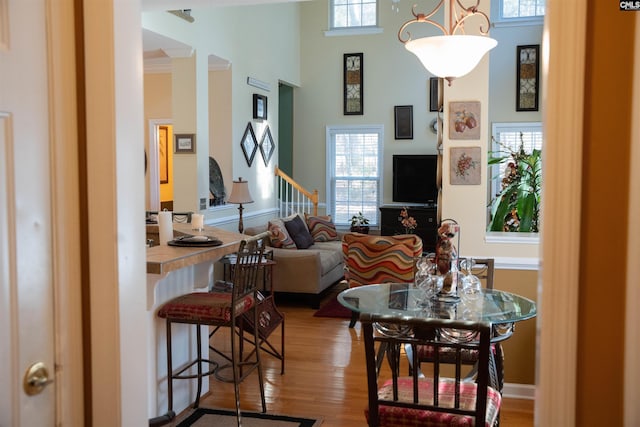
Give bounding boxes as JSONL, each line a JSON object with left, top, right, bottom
{"left": 244, "top": 223, "right": 344, "bottom": 308}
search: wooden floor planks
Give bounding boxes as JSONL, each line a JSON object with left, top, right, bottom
{"left": 177, "top": 285, "right": 534, "bottom": 426}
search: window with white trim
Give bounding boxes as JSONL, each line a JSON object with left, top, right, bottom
{"left": 326, "top": 125, "right": 383, "bottom": 227}
{"left": 500, "top": 0, "right": 545, "bottom": 19}
{"left": 330, "top": 0, "right": 378, "bottom": 30}
{"left": 490, "top": 122, "right": 543, "bottom": 200}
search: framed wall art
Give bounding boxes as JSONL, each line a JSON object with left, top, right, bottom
{"left": 158, "top": 125, "right": 169, "bottom": 183}
{"left": 450, "top": 147, "right": 481, "bottom": 185}
{"left": 394, "top": 105, "right": 413, "bottom": 140}
{"left": 344, "top": 53, "right": 363, "bottom": 115}
{"left": 429, "top": 77, "right": 440, "bottom": 112}
{"left": 516, "top": 44, "right": 540, "bottom": 111}
{"left": 174, "top": 133, "right": 196, "bottom": 153}
{"left": 449, "top": 101, "right": 481, "bottom": 140}
{"left": 240, "top": 123, "right": 257, "bottom": 166}
{"left": 259, "top": 125, "right": 275, "bottom": 166}
{"left": 253, "top": 94, "right": 267, "bottom": 120}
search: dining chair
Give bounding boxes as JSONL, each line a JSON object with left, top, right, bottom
{"left": 460, "top": 257, "right": 495, "bottom": 290}
{"left": 360, "top": 313, "right": 502, "bottom": 427}
{"left": 156, "top": 238, "right": 266, "bottom": 427}
{"left": 341, "top": 233, "right": 423, "bottom": 328}
{"left": 411, "top": 257, "right": 500, "bottom": 387}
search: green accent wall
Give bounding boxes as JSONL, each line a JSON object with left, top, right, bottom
{"left": 278, "top": 83, "right": 294, "bottom": 176}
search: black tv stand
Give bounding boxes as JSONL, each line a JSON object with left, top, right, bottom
{"left": 379, "top": 205, "right": 438, "bottom": 252}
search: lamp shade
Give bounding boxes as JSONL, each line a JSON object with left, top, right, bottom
{"left": 227, "top": 178, "right": 254, "bottom": 205}
{"left": 405, "top": 35, "right": 497, "bottom": 81}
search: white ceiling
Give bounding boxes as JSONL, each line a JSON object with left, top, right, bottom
{"left": 141, "top": 0, "right": 307, "bottom": 12}
{"left": 142, "top": 0, "right": 309, "bottom": 69}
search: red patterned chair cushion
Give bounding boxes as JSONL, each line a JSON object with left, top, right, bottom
{"left": 342, "top": 233, "right": 423, "bottom": 288}
{"left": 305, "top": 214, "right": 339, "bottom": 242}
{"left": 157, "top": 291, "right": 255, "bottom": 323}
{"left": 366, "top": 377, "right": 502, "bottom": 427}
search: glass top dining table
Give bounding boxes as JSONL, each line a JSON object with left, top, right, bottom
{"left": 337, "top": 283, "right": 537, "bottom": 325}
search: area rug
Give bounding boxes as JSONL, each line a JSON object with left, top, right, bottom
{"left": 313, "top": 295, "right": 353, "bottom": 319}
{"left": 176, "top": 408, "right": 322, "bottom": 427}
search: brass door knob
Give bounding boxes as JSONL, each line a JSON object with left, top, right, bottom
{"left": 23, "top": 362, "right": 54, "bottom": 396}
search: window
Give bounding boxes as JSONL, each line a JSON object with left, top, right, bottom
{"left": 500, "top": 0, "right": 545, "bottom": 19}
{"left": 490, "top": 122, "right": 543, "bottom": 200}
{"left": 330, "top": 0, "right": 377, "bottom": 30}
{"left": 488, "top": 122, "right": 543, "bottom": 233}
{"left": 326, "top": 125, "right": 383, "bottom": 227}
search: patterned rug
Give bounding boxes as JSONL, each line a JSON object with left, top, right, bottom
{"left": 313, "top": 295, "right": 353, "bottom": 319}
{"left": 176, "top": 408, "right": 322, "bottom": 427}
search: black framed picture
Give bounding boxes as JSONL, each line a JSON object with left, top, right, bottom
{"left": 516, "top": 45, "right": 540, "bottom": 111}
{"left": 429, "top": 77, "right": 440, "bottom": 112}
{"left": 394, "top": 105, "right": 413, "bottom": 140}
{"left": 344, "top": 53, "right": 363, "bottom": 115}
{"left": 259, "top": 125, "right": 275, "bottom": 166}
{"left": 240, "top": 123, "right": 257, "bottom": 166}
{"left": 253, "top": 94, "right": 267, "bottom": 120}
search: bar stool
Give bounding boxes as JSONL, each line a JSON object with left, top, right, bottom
{"left": 156, "top": 238, "right": 267, "bottom": 426}
{"left": 217, "top": 232, "right": 285, "bottom": 374}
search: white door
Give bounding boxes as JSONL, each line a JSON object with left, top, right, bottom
{"left": 0, "top": 0, "right": 80, "bottom": 425}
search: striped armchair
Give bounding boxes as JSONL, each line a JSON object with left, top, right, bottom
{"left": 342, "top": 233, "right": 423, "bottom": 327}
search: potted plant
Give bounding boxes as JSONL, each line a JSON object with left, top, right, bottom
{"left": 350, "top": 212, "right": 370, "bottom": 234}
{"left": 488, "top": 133, "right": 542, "bottom": 232}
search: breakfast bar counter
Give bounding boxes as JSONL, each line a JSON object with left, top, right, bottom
{"left": 146, "top": 224, "right": 245, "bottom": 274}
{"left": 145, "top": 224, "right": 245, "bottom": 419}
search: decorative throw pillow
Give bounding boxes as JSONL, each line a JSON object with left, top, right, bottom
{"left": 284, "top": 214, "right": 315, "bottom": 249}
{"left": 268, "top": 219, "right": 296, "bottom": 249}
{"left": 305, "top": 214, "right": 339, "bottom": 242}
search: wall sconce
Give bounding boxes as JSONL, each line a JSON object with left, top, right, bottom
{"left": 227, "top": 177, "right": 254, "bottom": 234}
{"left": 398, "top": 0, "right": 497, "bottom": 85}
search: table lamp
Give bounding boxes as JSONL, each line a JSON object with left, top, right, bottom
{"left": 227, "top": 177, "right": 254, "bottom": 233}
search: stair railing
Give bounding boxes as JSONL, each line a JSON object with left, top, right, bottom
{"left": 274, "top": 166, "right": 318, "bottom": 217}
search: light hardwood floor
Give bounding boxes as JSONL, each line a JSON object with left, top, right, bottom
{"left": 179, "top": 285, "right": 534, "bottom": 426}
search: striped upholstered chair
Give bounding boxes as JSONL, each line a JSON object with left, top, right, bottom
{"left": 342, "top": 233, "right": 423, "bottom": 328}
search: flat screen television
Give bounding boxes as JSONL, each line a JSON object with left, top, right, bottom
{"left": 392, "top": 154, "right": 438, "bottom": 204}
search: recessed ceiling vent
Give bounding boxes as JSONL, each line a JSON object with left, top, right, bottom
{"left": 168, "top": 9, "right": 194, "bottom": 23}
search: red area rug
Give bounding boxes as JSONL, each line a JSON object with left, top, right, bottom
{"left": 313, "top": 296, "right": 352, "bottom": 319}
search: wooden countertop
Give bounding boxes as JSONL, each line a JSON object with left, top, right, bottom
{"left": 146, "top": 224, "right": 246, "bottom": 275}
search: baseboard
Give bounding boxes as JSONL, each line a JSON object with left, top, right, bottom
{"left": 502, "top": 383, "right": 536, "bottom": 400}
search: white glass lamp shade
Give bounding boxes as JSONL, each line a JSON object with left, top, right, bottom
{"left": 405, "top": 35, "right": 498, "bottom": 81}
{"left": 227, "top": 179, "right": 254, "bottom": 205}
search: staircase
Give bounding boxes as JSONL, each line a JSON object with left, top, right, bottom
{"left": 274, "top": 166, "right": 318, "bottom": 218}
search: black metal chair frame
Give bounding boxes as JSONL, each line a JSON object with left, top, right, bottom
{"left": 407, "top": 257, "right": 498, "bottom": 382}
{"left": 153, "top": 239, "right": 266, "bottom": 427}
{"left": 217, "top": 235, "right": 285, "bottom": 375}
{"left": 361, "top": 313, "right": 499, "bottom": 427}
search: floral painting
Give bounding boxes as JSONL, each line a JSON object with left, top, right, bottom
{"left": 449, "top": 101, "right": 481, "bottom": 140}
{"left": 450, "top": 147, "right": 481, "bottom": 185}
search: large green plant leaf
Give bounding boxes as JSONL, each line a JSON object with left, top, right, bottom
{"left": 517, "top": 193, "right": 536, "bottom": 231}
{"left": 487, "top": 138, "right": 542, "bottom": 233}
{"left": 488, "top": 192, "right": 512, "bottom": 231}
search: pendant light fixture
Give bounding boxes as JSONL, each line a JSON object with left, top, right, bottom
{"left": 398, "top": 0, "right": 497, "bottom": 85}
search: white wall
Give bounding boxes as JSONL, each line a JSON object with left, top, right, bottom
{"left": 295, "top": 1, "right": 542, "bottom": 259}
{"left": 296, "top": 1, "right": 442, "bottom": 209}
{"left": 142, "top": 4, "right": 301, "bottom": 217}
{"left": 142, "top": 1, "right": 543, "bottom": 259}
